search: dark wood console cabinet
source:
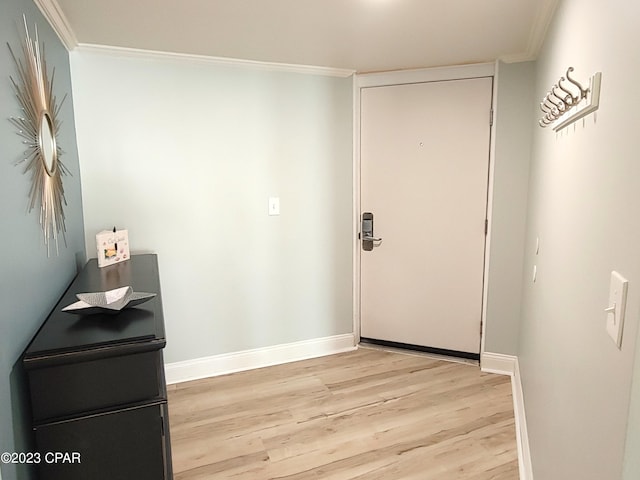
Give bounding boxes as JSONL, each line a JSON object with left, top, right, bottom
{"left": 23, "top": 254, "right": 173, "bottom": 480}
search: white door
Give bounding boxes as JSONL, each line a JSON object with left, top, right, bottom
{"left": 360, "top": 77, "right": 493, "bottom": 357}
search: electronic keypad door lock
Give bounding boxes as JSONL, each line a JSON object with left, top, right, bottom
{"left": 361, "top": 212, "right": 382, "bottom": 251}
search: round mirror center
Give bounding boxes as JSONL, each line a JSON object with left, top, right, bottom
{"left": 39, "top": 112, "right": 57, "bottom": 175}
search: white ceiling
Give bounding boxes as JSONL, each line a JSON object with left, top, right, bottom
{"left": 39, "top": 0, "right": 558, "bottom": 73}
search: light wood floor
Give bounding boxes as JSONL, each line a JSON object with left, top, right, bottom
{"left": 167, "top": 347, "right": 519, "bottom": 480}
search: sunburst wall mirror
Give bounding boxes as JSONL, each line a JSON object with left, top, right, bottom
{"left": 8, "top": 15, "right": 68, "bottom": 255}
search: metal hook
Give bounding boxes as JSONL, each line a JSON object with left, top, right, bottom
{"left": 541, "top": 109, "right": 556, "bottom": 125}
{"left": 552, "top": 84, "right": 572, "bottom": 109}
{"left": 541, "top": 113, "right": 554, "bottom": 125}
{"left": 566, "top": 67, "right": 588, "bottom": 99}
{"left": 549, "top": 90, "right": 566, "bottom": 111}
{"left": 538, "top": 67, "right": 598, "bottom": 129}
{"left": 542, "top": 96, "right": 558, "bottom": 116}
{"left": 547, "top": 110, "right": 559, "bottom": 122}
{"left": 558, "top": 77, "right": 579, "bottom": 106}
{"left": 546, "top": 91, "right": 566, "bottom": 114}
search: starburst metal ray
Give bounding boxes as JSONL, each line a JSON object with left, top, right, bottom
{"left": 8, "top": 15, "right": 68, "bottom": 255}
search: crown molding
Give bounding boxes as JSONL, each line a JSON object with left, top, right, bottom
{"left": 75, "top": 43, "right": 355, "bottom": 78}
{"left": 499, "top": 52, "right": 537, "bottom": 64}
{"left": 32, "top": 0, "right": 354, "bottom": 77}
{"left": 526, "top": 0, "right": 560, "bottom": 58}
{"left": 33, "top": 0, "right": 78, "bottom": 50}
{"left": 500, "top": 0, "right": 559, "bottom": 64}
{"left": 36, "top": 0, "right": 556, "bottom": 73}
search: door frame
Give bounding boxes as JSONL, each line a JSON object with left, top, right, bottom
{"left": 352, "top": 62, "right": 498, "bottom": 360}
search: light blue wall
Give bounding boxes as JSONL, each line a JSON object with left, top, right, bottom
{"left": 484, "top": 61, "right": 534, "bottom": 355}
{"left": 518, "top": 0, "right": 640, "bottom": 478}
{"left": 70, "top": 51, "right": 353, "bottom": 364}
{"left": 0, "top": 1, "right": 85, "bottom": 479}
{"left": 624, "top": 325, "right": 640, "bottom": 478}
{"left": 621, "top": 6, "right": 640, "bottom": 471}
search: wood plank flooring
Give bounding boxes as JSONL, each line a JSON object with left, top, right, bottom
{"left": 167, "top": 347, "right": 519, "bottom": 480}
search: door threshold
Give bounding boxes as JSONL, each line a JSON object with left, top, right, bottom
{"left": 359, "top": 338, "right": 480, "bottom": 366}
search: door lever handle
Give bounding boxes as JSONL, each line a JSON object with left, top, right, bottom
{"left": 361, "top": 212, "right": 382, "bottom": 250}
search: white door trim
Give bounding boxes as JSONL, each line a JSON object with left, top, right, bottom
{"left": 480, "top": 61, "right": 500, "bottom": 358}
{"left": 352, "top": 77, "right": 362, "bottom": 344}
{"left": 353, "top": 62, "right": 497, "bottom": 356}
{"left": 357, "top": 63, "right": 495, "bottom": 88}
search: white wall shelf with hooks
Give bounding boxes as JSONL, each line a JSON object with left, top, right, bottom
{"left": 538, "top": 67, "right": 602, "bottom": 132}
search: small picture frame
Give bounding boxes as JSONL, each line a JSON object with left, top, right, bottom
{"left": 96, "top": 229, "right": 130, "bottom": 268}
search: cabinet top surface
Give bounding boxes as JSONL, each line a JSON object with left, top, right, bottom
{"left": 24, "top": 254, "right": 166, "bottom": 362}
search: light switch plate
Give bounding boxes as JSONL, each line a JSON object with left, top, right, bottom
{"left": 606, "top": 271, "right": 628, "bottom": 349}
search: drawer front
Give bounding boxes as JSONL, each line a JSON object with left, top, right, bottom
{"left": 29, "top": 350, "right": 164, "bottom": 422}
{"left": 35, "top": 402, "right": 170, "bottom": 480}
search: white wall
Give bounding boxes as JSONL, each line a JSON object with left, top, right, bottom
{"left": 625, "top": 332, "right": 640, "bottom": 479}
{"left": 519, "top": 0, "right": 640, "bottom": 478}
{"left": 484, "top": 61, "right": 534, "bottom": 355}
{"left": 70, "top": 49, "right": 354, "bottom": 363}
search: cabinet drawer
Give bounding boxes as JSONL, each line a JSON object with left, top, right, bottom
{"left": 35, "top": 402, "right": 169, "bottom": 480}
{"left": 29, "top": 351, "right": 163, "bottom": 422}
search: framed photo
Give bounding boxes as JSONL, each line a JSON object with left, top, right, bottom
{"left": 96, "top": 229, "right": 130, "bottom": 268}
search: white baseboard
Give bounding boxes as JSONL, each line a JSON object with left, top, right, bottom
{"left": 512, "top": 357, "right": 534, "bottom": 480}
{"left": 481, "top": 351, "right": 517, "bottom": 375}
{"left": 164, "top": 333, "right": 356, "bottom": 385}
{"left": 482, "top": 352, "right": 533, "bottom": 480}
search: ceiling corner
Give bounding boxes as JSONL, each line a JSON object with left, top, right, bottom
{"left": 498, "top": 52, "right": 537, "bottom": 64}
{"left": 33, "top": 0, "right": 78, "bottom": 51}
{"left": 75, "top": 43, "right": 356, "bottom": 78}
{"left": 525, "top": 0, "right": 560, "bottom": 60}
